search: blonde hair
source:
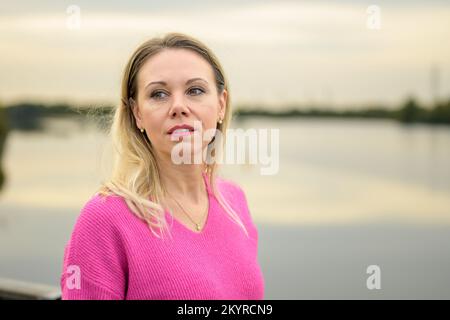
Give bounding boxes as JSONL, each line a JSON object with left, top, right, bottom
{"left": 97, "top": 32, "right": 248, "bottom": 239}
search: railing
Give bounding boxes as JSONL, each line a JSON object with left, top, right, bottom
{"left": 0, "top": 278, "right": 61, "bottom": 300}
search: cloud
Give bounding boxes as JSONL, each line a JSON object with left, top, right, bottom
{"left": 0, "top": 1, "right": 449, "bottom": 106}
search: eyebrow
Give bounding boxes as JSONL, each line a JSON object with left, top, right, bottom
{"left": 145, "top": 77, "right": 208, "bottom": 90}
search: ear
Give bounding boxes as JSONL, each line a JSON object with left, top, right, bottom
{"left": 218, "top": 89, "right": 227, "bottom": 119}
{"left": 130, "top": 98, "right": 142, "bottom": 128}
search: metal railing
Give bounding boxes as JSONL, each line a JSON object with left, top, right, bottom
{"left": 0, "top": 278, "right": 61, "bottom": 300}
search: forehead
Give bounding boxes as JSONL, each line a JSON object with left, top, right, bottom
{"left": 138, "top": 48, "right": 215, "bottom": 86}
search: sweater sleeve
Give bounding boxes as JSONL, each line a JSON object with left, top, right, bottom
{"left": 60, "top": 194, "right": 128, "bottom": 300}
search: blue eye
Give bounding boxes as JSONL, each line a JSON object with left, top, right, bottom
{"left": 150, "top": 91, "right": 168, "bottom": 100}
{"left": 188, "top": 87, "right": 205, "bottom": 95}
{"left": 150, "top": 87, "right": 205, "bottom": 100}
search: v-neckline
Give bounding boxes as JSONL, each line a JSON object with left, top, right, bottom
{"left": 165, "top": 172, "right": 212, "bottom": 235}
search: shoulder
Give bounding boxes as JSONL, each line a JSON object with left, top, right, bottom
{"left": 65, "top": 192, "right": 132, "bottom": 266}
{"left": 82, "top": 192, "right": 129, "bottom": 215}
{"left": 76, "top": 192, "right": 130, "bottom": 227}
{"left": 215, "top": 176, "right": 247, "bottom": 201}
{"left": 214, "top": 176, "right": 256, "bottom": 226}
{"left": 68, "top": 192, "right": 133, "bottom": 247}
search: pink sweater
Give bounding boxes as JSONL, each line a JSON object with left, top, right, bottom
{"left": 60, "top": 175, "right": 265, "bottom": 300}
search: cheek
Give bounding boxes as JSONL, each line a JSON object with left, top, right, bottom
{"left": 203, "top": 117, "right": 217, "bottom": 130}
{"left": 142, "top": 109, "right": 165, "bottom": 139}
{"left": 198, "top": 106, "right": 218, "bottom": 129}
{"left": 201, "top": 118, "right": 219, "bottom": 145}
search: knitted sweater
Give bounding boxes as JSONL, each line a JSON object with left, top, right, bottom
{"left": 60, "top": 174, "right": 265, "bottom": 300}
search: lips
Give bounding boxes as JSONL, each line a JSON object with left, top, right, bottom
{"left": 167, "top": 124, "right": 195, "bottom": 134}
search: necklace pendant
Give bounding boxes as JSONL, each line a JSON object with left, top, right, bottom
{"left": 195, "top": 224, "right": 201, "bottom": 231}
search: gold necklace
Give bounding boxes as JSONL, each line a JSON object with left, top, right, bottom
{"left": 167, "top": 193, "right": 208, "bottom": 232}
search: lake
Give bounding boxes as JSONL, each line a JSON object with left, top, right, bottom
{"left": 1, "top": 116, "right": 449, "bottom": 299}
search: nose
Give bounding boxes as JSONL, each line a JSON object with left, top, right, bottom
{"left": 168, "top": 93, "right": 190, "bottom": 119}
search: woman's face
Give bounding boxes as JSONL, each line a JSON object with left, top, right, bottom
{"left": 132, "top": 48, "right": 227, "bottom": 163}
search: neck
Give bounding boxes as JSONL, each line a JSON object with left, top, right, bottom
{"left": 157, "top": 154, "right": 207, "bottom": 204}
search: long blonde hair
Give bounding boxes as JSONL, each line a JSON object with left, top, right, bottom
{"left": 97, "top": 32, "right": 248, "bottom": 239}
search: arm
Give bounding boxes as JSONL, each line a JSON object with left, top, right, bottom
{"left": 60, "top": 195, "right": 128, "bottom": 300}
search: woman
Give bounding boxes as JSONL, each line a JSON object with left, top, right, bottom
{"left": 60, "top": 33, "right": 265, "bottom": 300}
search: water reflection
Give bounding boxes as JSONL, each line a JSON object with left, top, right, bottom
{"left": 1, "top": 117, "right": 450, "bottom": 298}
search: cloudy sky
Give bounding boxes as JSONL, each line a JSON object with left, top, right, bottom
{"left": 0, "top": 0, "right": 449, "bottom": 109}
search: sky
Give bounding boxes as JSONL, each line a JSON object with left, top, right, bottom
{"left": 0, "top": 0, "right": 449, "bottom": 109}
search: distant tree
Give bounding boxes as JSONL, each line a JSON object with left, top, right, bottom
{"left": 0, "top": 104, "right": 10, "bottom": 191}
{"left": 428, "top": 99, "right": 450, "bottom": 124}
{"left": 397, "top": 97, "right": 422, "bottom": 123}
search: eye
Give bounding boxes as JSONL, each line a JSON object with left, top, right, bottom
{"left": 188, "top": 87, "right": 205, "bottom": 96}
{"left": 150, "top": 90, "right": 168, "bottom": 100}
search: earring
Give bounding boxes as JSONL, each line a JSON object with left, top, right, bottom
{"left": 140, "top": 128, "right": 144, "bottom": 133}
{"left": 218, "top": 118, "right": 223, "bottom": 124}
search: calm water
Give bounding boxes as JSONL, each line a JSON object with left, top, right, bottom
{"left": 1, "top": 117, "right": 449, "bottom": 299}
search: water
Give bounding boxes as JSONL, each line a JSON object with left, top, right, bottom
{"left": 1, "top": 116, "right": 449, "bottom": 299}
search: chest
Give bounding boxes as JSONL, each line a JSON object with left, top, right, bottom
{"left": 124, "top": 218, "right": 263, "bottom": 299}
